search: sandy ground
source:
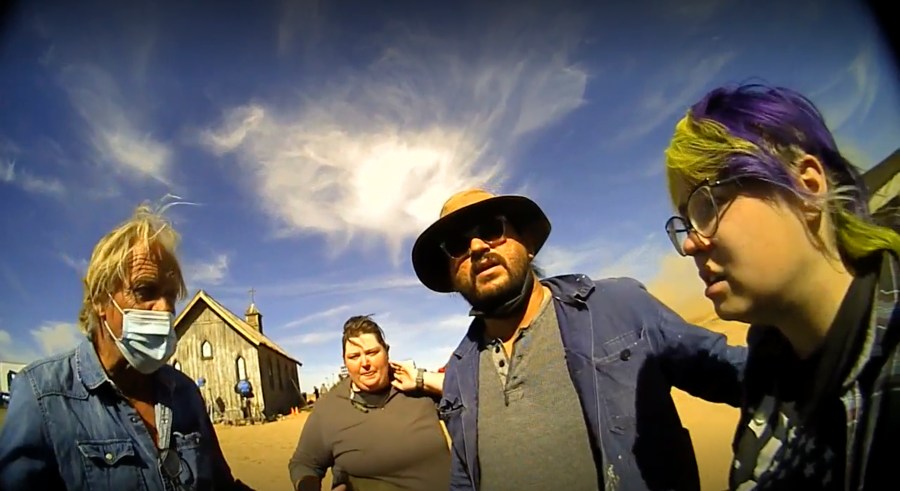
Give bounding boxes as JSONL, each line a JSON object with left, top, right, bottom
{"left": 218, "top": 396, "right": 739, "bottom": 491}
{"left": 217, "top": 413, "right": 332, "bottom": 491}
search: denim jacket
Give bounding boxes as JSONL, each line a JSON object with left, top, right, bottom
{"left": 0, "top": 339, "right": 249, "bottom": 491}
{"left": 439, "top": 275, "right": 748, "bottom": 491}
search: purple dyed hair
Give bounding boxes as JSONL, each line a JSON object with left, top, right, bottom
{"left": 666, "top": 83, "right": 900, "bottom": 260}
{"left": 690, "top": 84, "right": 869, "bottom": 213}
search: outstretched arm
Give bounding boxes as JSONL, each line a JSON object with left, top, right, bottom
{"left": 606, "top": 277, "right": 746, "bottom": 406}
{"left": 648, "top": 293, "right": 747, "bottom": 406}
{"left": 390, "top": 360, "right": 444, "bottom": 397}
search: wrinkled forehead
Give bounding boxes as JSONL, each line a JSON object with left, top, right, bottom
{"left": 126, "top": 241, "right": 180, "bottom": 283}
{"left": 344, "top": 333, "right": 384, "bottom": 354}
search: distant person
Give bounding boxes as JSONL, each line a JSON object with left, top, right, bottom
{"left": 313, "top": 386, "right": 320, "bottom": 401}
{"left": 0, "top": 201, "right": 251, "bottom": 490}
{"left": 662, "top": 83, "right": 900, "bottom": 490}
{"left": 288, "top": 315, "right": 449, "bottom": 491}
{"left": 410, "top": 189, "right": 748, "bottom": 490}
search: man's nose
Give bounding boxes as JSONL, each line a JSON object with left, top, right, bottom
{"left": 470, "top": 237, "right": 490, "bottom": 256}
{"left": 152, "top": 296, "right": 175, "bottom": 314}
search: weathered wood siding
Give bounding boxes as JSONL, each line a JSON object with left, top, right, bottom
{"left": 173, "top": 305, "right": 264, "bottom": 419}
{"left": 257, "top": 346, "right": 303, "bottom": 416}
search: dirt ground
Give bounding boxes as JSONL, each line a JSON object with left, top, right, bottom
{"left": 217, "top": 413, "right": 332, "bottom": 491}
{"left": 218, "top": 397, "right": 738, "bottom": 491}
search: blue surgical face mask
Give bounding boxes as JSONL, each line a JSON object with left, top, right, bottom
{"left": 104, "top": 294, "right": 178, "bottom": 374}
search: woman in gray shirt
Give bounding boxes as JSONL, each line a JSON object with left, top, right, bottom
{"left": 289, "top": 315, "right": 449, "bottom": 491}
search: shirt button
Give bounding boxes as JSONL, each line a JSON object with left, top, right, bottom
{"left": 104, "top": 452, "right": 114, "bottom": 462}
{"left": 498, "top": 360, "right": 506, "bottom": 367}
{"left": 494, "top": 346, "right": 500, "bottom": 353}
{"left": 130, "top": 416, "right": 138, "bottom": 423}
{"left": 620, "top": 349, "right": 631, "bottom": 361}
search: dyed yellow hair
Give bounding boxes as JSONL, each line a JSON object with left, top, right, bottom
{"left": 664, "top": 114, "right": 760, "bottom": 201}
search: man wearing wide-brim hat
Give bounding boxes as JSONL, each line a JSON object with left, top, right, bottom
{"left": 411, "top": 188, "right": 748, "bottom": 491}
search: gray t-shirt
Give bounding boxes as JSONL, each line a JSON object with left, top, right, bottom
{"left": 477, "top": 293, "right": 600, "bottom": 490}
{"left": 289, "top": 378, "right": 450, "bottom": 491}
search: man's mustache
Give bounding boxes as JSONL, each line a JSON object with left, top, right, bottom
{"left": 471, "top": 252, "right": 507, "bottom": 276}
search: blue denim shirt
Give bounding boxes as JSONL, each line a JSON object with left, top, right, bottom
{"left": 439, "top": 275, "right": 748, "bottom": 491}
{"left": 0, "top": 339, "right": 249, "bottom": 491}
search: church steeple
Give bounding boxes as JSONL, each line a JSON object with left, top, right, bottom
{"left": 245, "top": 287, "right": 263, "bottom": 333}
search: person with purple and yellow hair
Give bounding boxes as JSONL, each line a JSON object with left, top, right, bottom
{"left": 663, "top": 83, "right": 899, "bottom": 490}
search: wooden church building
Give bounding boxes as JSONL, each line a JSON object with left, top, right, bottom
{"left": 172, "top": 290, "right": 303, "bottom": 421}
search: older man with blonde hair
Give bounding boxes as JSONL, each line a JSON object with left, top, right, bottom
{"left": 0, "top": 201, "right": 251, "bottom": 491}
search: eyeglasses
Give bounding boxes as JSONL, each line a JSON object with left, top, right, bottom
{"left": 440, "top": 215, "right": 509, "bottom": 259}
{"left": 665, "top": 177, "right": 743, "bottom": 256}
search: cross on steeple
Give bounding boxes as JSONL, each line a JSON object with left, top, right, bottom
{"left": 245, "top": 287, "right": 262, "bottom": 332}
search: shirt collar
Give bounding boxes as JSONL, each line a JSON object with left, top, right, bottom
{"left": 800, "top": 254, "right": 879, "bottom": 413}
{"left": 76, "top": 338, "right": 112, "bottom": 391}
{"left": 76, "top": 338, "right": 177, "bottom": 395}
{"left": 479, "top": 286, "right": 552, "bottom": 346}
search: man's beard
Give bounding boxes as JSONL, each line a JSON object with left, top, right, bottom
{"left": 461, "top": 253, "right": 533, "bottom": 316}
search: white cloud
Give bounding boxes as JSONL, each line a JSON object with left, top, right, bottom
{"left": 537, "top": 229, "right": 672, "bottom": 283}
{"left": 812, "top": 44, "right": 879, "bottom": 131}
{"left": 593, "top": 236, "right": 671, "bottom": 284}
{"left": 216, "top": 274, "right": 422, "bottom": 300}
{"left": 282, "top": 304, "right": 354, "bottom": 330}
{"left": 0, "top": 261, "right": 29, "bottom": 301}
{"left": 200, "top": 15, "right": 587, "bottom": 262}
{"left": 537, "top": 242, "right": 604, "bottom": 277}
{"left": 612, "top": 51, "right": 735, "bottom": 144}
{"left": 60, "top": 253, "right": 88, "bottom": 275}
{"left": 0, "top": 322, "right": 82, "bottom": 364}
{"left": 281, "top": 330, "right": 343, "bottom": 346}
{"left": 185, "top": 253, "right": 230, "bottom": 286}
{"left": 0, "top": 328, "right": 39, "bottom": 363}
{"left": 30, "top": 322, "right": 82, "bottom": 356}
{"left": 59, "top": 63, "right": 172, "bottom": 185}
{"left": 1, "top": 159, "right": 65, "bottom": 196}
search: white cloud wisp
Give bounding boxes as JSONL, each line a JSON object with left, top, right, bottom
{"left": 200, "top": 15, "right": 588, "bottom": 261}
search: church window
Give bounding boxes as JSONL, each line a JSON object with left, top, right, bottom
{"left": 236, "top": 356, "right": 247, "bottom": 381}
{"left": 201, "top": 340, "right": 213, "bottom": 360}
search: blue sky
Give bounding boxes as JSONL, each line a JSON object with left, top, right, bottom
{"left": 0, "top": 0, "right": 898, "bottom": 391}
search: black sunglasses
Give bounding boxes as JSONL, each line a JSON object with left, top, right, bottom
{"left": 349, "top": 387, "right": 393, "bottom": 413}
{"left": 439, "top": 215, "right": 509, "bottom": 259}
{"left": 159, "top": 448, "right": 191, "bottom": 490}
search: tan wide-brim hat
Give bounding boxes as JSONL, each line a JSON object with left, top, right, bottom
{"left": 411, "top": 189, "right": 551, "bottom": 293}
